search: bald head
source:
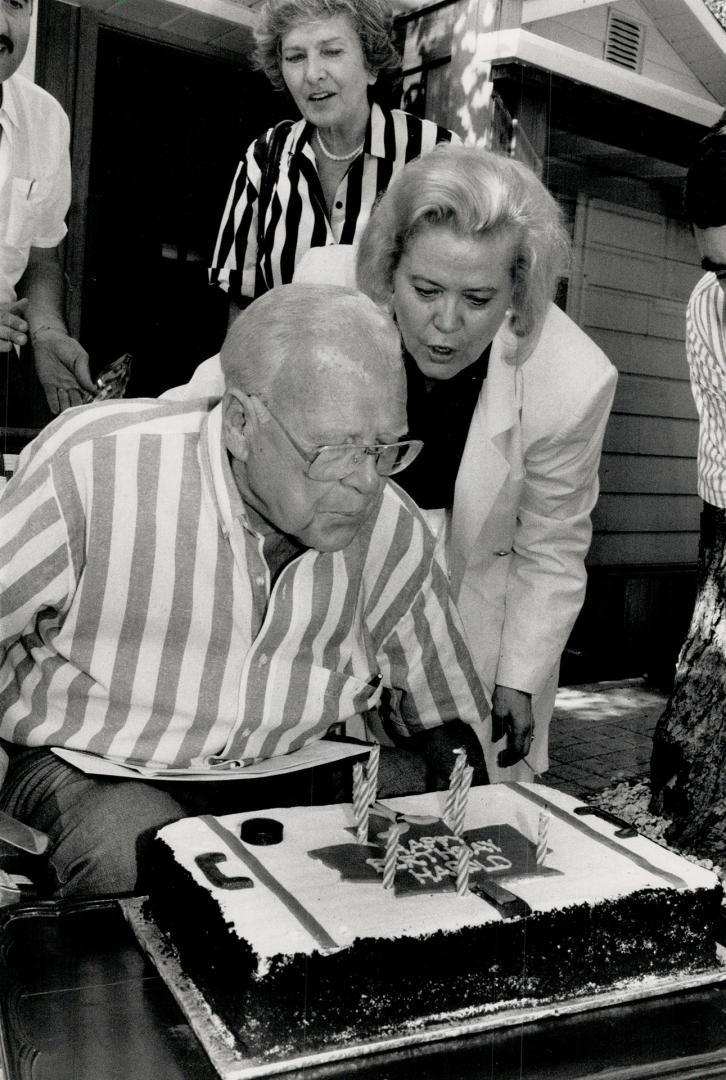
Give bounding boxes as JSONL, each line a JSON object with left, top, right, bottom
{"left": 220, "top": 283, "right": 404, "bottom": 407}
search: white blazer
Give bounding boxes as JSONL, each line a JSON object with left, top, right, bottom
{"left": 450, "top": 304, "right": 617, "bottom": 781}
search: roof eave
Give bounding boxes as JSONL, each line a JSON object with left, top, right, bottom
{"left": 474, "top": 28, "right": 723, "bottom": 127}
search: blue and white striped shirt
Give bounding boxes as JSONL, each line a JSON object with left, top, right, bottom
{"left": 0, "top": 399, "right": 487, "bottom": 768}
{"left": 209, "top": 103, "right": 457, "bottom": 301}
{"left": 687, "top": 272, "right": 726, "bottom": 507}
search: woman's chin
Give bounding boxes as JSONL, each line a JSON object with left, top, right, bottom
{"left": 302, "top": 101, "right": 335, "bottom": 124}
{"left": 415, "top": 354, "right": 473, "bottom": 381}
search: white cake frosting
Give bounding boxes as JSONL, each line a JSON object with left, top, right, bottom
{"left": 155, "top": 782, "right": 718, "bottom": 972}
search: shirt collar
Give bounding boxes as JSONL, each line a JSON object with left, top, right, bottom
{"left": 0, "top": 75, "right": 21, "bottom": 135}
{"left": 293, "top": 102, "right": 390, "bottom": 162}
{"left": 200, "top": 402, "right": 260, "bottom": 540}
{"left": 366, "top": 102, "right": 391, "bottom": 160}
{"left": 289, "top": 116, "right": 313, "bottom": 158}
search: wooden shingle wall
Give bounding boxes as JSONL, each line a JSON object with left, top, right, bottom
{"left": 568, "top": 198, "right": 703, "bottom": 570}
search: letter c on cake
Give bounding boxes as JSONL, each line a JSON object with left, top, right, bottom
{"left": 194, "top": 851, "right": 254, "bottom": 890}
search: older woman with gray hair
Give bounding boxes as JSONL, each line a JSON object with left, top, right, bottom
{"left": 209, "top": 0, "right": 457, "bottom": 319}
{"left": 356, "top": 145, "right": 618, "bottom": 782}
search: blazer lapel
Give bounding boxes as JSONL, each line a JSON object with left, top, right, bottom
{"left": 449, "top": 328, "right": 521, "bottom": 591}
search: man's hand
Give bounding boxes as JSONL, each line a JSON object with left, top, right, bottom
{"left": 0, "top": 298, "right": 30, "bottom": 352}
{"left": 16, "top": 245, "right": 96, "bottom": 413}
{"left": 491, "top": 685, "right": 533, "bottom": 767}
{"left": 31, "top": 327, "right": 95, "bottom": 414}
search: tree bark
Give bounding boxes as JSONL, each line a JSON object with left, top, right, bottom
{"left": 650, "top": 503, "right": 726, "bottom": 858}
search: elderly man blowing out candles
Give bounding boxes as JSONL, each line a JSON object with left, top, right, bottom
{"left": 0, "top": 283, "right": 487, "bottom": 899}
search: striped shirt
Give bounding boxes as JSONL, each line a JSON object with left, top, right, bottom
{"left": 210, "top": 103, "right": 457, "bottom": 301}
{"left": 687, "top": 272, "right": 726, "bottom": 507}
{"left": 0, "top": 399, "right": 487, "bottom": 768}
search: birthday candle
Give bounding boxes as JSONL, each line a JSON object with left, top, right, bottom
{"left": 353, "top": 761, "right": 364, "bottom": 801}
{"left": 455, "top": 843, "right": 471, "bottom": 896}
{"left": 364, "top": 743, "right": 380, "bottom": 807}
{"left": 443, "top": 747, "right": 467, "bottom": 827}
{"left": 383, "top": 823, "right": 401, "bottom": 890}
{"left": 352, "top": 762, "right": 369, "bottom": 844}
{"left": 536, "top": 809, "right": 551, "bottom": 866}
{"left": 451, "top": 765, "right": 474, "bottom": 837}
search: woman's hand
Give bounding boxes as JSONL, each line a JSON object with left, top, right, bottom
{"left": 492, "top": 685, "right": 533, "bottom": 767}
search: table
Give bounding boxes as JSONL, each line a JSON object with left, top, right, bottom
{"left": 1, "top": 899, "right": 726, "bottom": 1080}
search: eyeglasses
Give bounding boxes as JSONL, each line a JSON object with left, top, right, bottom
{"left": 256, "top": 397, "right": 423, "bottom": 481}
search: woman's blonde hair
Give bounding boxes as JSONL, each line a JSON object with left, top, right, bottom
{"left": 255, "top": 0, "right": 400, "bottom": 91}
{"left": 357, "top": 145, "right": 570, "bottom": 341}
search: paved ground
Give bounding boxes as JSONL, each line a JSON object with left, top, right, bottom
{"left": 542, "top": 678, "right": 668, "bottom": 799}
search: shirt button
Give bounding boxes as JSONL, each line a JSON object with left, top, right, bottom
{"left": 495, "top": 549, "right": 511, "bottom": 556}
{"left": 255, "top": 575, "right": 265, "bottom": 586}
{"left": 335, "top": 200, "right": 343, "bottom": 209}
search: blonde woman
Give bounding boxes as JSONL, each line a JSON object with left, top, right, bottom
{"left": 356, "top": 145, "right": 617, "bottom": 781}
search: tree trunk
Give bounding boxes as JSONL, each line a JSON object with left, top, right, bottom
{"left": 650, "top": 503, "right": 726, "bottom": 858}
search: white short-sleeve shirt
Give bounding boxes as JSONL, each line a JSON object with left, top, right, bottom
{"left": 0, "top": 73, "right": 71, "bottom": 305}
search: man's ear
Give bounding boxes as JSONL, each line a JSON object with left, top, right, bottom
{"left": 223, "top": 388, "right": 255, "bottom": 462}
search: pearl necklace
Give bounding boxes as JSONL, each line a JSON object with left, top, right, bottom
{"left": 315, "top": 129, "right": 364, "bottom": 162}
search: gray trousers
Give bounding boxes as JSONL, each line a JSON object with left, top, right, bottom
{"left": 0, "top": 743, "right": 430, "bottom": 898}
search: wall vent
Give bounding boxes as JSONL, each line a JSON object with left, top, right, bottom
{"left": 604, "top": 10, "right": 645, "bottom": 72}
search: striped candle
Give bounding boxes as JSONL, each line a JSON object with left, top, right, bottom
{"left": 383, "top": 823, "right": 401, "bottom": 890}
{"left": 455, "top": 843, "right": 471, "bottom": 896}
{"left": 443, "top": 747, "right": 467, "bottom": 827}
{"left": 536, "top": 809, "right": 551, "bottom": 866}
{"left": 352, "top": 762, "right": 369, "bottom": 844}
{"left": 363, "top": 743, "right": 380, "bottom": 807}
{"left": 451, "top": 765, "right": 474, "bottom": 837}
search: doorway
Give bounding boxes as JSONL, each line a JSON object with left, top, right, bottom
{"left": 81, "top": 27, "right": 284, "bottom": 397}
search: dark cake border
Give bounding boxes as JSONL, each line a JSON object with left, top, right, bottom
{"left": 143, "top": 835, "right": 724, "bottom": 1062}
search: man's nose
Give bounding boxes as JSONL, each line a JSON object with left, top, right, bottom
{"left": 342, "top": 452, "right": 380, "bottom": 494}
{"left": 432, "top": 295, "right": 461, "bottom": 333}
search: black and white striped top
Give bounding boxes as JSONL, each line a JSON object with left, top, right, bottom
{"left": 210, "top": 103, "right": 458, "bottom": 301}
{"left": 687, "top": 272, "right": 726, "bottom": 507}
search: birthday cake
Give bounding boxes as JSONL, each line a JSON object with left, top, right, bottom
{"left": 144, "top": 780, "right": 722, "bottom": 1059}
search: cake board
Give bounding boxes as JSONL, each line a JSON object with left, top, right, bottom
{"left": 122, "top": 898, "right": 726, "bottom": 1080}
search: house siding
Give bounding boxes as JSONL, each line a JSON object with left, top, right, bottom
{"left": 530, "top": 1, "right": 718, "bottom": 100}
{"left": 395, "top": 0, "right": 721, "bottom": 682}
{"left": 571, "top": 198, "right": 702, "bottom": 568}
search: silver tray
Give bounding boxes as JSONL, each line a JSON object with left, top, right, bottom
{"left": 122, "top": 898, "right": 726, "bottom": 1080}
